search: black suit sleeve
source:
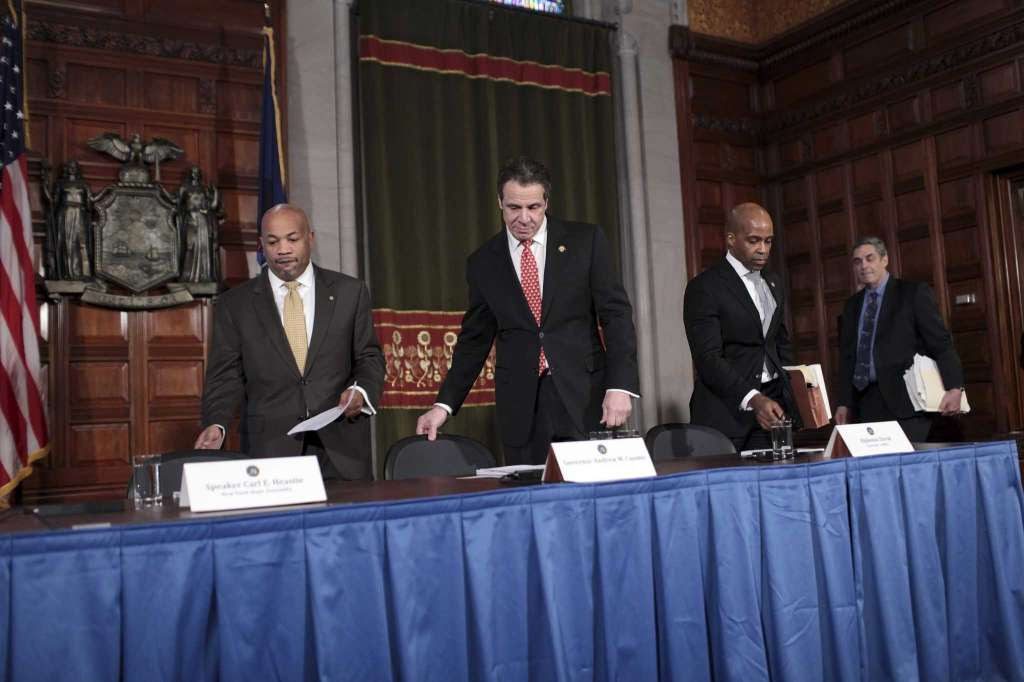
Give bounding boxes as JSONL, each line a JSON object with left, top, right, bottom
{"left": 436, "top": 257, "right": 498, "bottom": 415}
{"left": 684, "top": 274, "right": 755, "bottom": 410}
{"left": 350, "top": 281, "right": 386, "bottom": 406}
{"left": 201, "top": 298, "right": 244, "bottom": 427}
{"left": 913, "top": 283, "right": 964, "bottom": 389}
{"left": 773, "top": 279, "right": 795, "bottom": 368}
{"left": 590, "top": 226, "right": 640, "bottom": 394}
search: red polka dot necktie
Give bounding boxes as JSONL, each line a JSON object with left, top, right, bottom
{"left": 519, "top": 239, "right": 548, "bottom": 374}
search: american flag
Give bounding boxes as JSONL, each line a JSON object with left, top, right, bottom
{"left": 0, "top": 0, "right": 47, "bottom": 500}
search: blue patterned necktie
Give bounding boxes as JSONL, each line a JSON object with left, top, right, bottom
{"left": 852, "top": 291, "right": 879, "bottom": 390}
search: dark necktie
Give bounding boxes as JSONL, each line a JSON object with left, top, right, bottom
{"left": 852, "top": 291, "right": 879, "bottom": 390}
{"left": 519, "top": 240, "right": 548, "bottom": 374}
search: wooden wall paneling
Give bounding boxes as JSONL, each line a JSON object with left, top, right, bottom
{"left": 984, "top": 175, "right": 1024, "bottom": 433}
{"left": 673, "top": 0, "right": 1024, "bottom": 445}
{"left": 20, "top": 0, "right": 279, "bottom": 502}
{"left": 924, "top": 136, "right": 951, "bottom": 317}
{"left": 922, "top": 0, "right": 1013, "bottom": 43}
{"left": 673, "top": 58, "right": 701, "bottom": 279}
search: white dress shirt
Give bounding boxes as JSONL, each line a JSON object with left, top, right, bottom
{"left": 435, "top": 216, "right": 637, "bottom": 417}
{"left": 725, "top": 251, "right": 776, "bottom": 410}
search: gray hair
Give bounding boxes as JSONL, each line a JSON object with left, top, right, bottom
{"left": 853, "top": 236, "right": 887, "bottom": 258}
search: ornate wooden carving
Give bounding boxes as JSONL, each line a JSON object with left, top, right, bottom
{"left": 21, "top": 0, "right": 285, "bottom": 503}
{"left": 28, "top": 20, "right": 261, "bottom": 68}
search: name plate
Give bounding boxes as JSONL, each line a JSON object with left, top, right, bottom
{"left": 825, "top": 421, "right": 914, "bottom": 458}
{"left": 543, "top": 437, "right": 656, "bottom": 483}
{"left": 179, "top": 456, "right": 327, "bottom": 512}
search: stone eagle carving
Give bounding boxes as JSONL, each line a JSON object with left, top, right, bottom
{"left": 87, "top": 132, "right": 184, "bottom": 181}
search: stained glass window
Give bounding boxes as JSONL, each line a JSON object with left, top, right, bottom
{"left": 488, "top": 0, "right": 566, "bottom": 15}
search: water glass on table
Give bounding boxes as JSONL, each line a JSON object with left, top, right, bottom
{"left": 130, "top": 453, "right": 163, "bottom": 508}
{"left": 770, "top": 418, "right": 794, "bottom": 459}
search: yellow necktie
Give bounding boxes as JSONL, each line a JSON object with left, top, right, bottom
{"left": 282, "top": 281, "right": 307, "bottom": 373}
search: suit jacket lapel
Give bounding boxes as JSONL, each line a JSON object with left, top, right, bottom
{"left": 304, "top": 266, "right": 337, "bottom": 376}
{"left": 764, "top": 271, "right": 783, "bottom": 335}
{"left": 540, "top": 218, "right": 564, "bottom": 325}
{"left": 252, "top": 269, "right": 302, "bottom": 379}
{"left": 718, "top": 259, "right": 763, "bottom": 333}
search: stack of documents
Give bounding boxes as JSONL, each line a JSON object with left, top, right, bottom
{"left": 471, "top": 465, "right": 546, "bottom": 479}
{"left": 783, "top": 363, "right": 833, "bottom": 428}
{"left": 903, "top": 354, "right": 970, "bottom": 412}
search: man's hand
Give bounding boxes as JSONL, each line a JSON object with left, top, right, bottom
{"left": 601, "top": 391, "right": 632, "bottom": 428}
{"left": 834, "top": 406, "right": 851, "bottom": 425}
{"left": 749, "top": 393, "right": 785, "bottom": 430}
{"left": 339, "top": 388, "right": 365, "bottom": 418}
{"left": 938, "top": 388, "right": 963, "bottom": 416}
{"left": 194, "top": 424, "right": 225, "bottom": 450}
{"left": 416, "top": 406, "right": 449, "bottom": 441}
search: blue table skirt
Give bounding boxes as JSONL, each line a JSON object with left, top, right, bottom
{"left": 2, "top": 442, "right": 1023, "bottom": 682}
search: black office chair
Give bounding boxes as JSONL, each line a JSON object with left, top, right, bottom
{"left": 127, "top": 449, "right": 250, "bottom": 498}
{"left": 384, "top": 435, "right": 496, "bottom": 480}
{"left": 644, "top": 423, "right": 736, "bottom": 461}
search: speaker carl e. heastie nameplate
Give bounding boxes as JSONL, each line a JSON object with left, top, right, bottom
{"left": 825, "top": 421, "right": 915, "bottom": 458}
{"left": 179, "top": 456, "right": 326, "bottom": 512}
{"left": 543, "top": 437, "right": 656, "bottom": 483}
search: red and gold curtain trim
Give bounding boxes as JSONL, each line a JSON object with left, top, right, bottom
{"left": 359, "top": 35, "right": 612, "bottom": 97}
{"left": 373, "top": 308, "right": 496, "bottom": 409}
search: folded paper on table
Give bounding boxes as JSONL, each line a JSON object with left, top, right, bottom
{"left": 783, "top": 363, "right": 832, "bottom": 428}
{"left": 903, "top": 354, "right": 970, "bottom": 413}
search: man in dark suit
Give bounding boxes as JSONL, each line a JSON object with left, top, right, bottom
{"left": 683, "top": 203, "right": 795, "bottom": 450}
{"left": 834, "top": 237, "right": 963, "bottom": 441}
{"left": 194, "top": 204, "right": 385, "bottom": 480}
{"left": 415, "top": 156, "right": 640, "bottom": 465}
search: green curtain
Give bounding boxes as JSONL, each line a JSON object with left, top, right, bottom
{"left": 356, "top": 0, "right": 619, "bottom": 470}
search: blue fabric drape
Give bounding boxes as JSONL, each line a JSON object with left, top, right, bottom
{"left": 2, "top": 442, "right": 1023, "bottom": 682}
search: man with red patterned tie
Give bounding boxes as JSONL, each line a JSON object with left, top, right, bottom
{"left": 416, "top": 157, "right": 640, "bottom": 464}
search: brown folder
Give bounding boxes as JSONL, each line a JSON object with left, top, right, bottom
{"left": 785, "top": 365, "right": 832, "bottom": 429}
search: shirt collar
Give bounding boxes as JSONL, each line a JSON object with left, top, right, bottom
{"left": 506, "top": 216, "right": 548, "bottom": 251}
{"left": 726, "top": 250, "right": 756, "bottom": 278}
{"left": 268, "top": 262, "right": 314, "bottom": 291}
{"left": 865, "top": 272, "right": 890, "bottom": 296}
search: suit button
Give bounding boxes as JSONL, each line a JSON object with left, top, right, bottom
{"left": 539, "top": 332, "right": 545, "bottom": 339}
{"left": 300, "top": 379, "right": 308, "bottom": 385}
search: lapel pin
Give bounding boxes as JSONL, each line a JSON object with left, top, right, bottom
{"left": 558, "top": 245, "right": 566, "bottom": 253}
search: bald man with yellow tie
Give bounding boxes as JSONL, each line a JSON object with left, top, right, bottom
{"left": 195, "top": 204, "right": 385, "bottom": 480}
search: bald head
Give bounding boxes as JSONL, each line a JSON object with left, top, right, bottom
{"left": 726, "top": 202, "right": 774, "bottom": 271}
{"left": 260, "top": 203, "right": 315, "bottom": 281}
{"left": 260, "top": 203, "right": 310, "bottom": 235}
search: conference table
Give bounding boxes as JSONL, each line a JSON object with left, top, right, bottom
{"left": 1, "top": 442, "right": 1022, "bottom": 681}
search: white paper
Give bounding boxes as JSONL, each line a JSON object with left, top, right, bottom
{"left": 825, "top": 421, "right": 915, "bottom": 458}
{"left": 469, "top": 464, "right": 546, "bottom": 479}
{"left": 546, "top": 437, "right": 656, "bottom": 483}
{"left": 903, "top": 354, "right": 970, "bottom": 413}
{"left": 287, "top": 407, "right": 343, "bottom": 435}
{"left": 783, "top": 363, "right": 833, "bottom": 421}
{"left": 180, "top": 456, "right": 326, "bottom": 512}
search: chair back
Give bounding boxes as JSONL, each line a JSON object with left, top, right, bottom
{"left": 644, "top": 423, "right": 736, "bottom": 461}
{"left": 385, "top": 435, "right": 496, "bottom": 480}
{"left": 127, "top": 450, "right": 250, "bottom": 498}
